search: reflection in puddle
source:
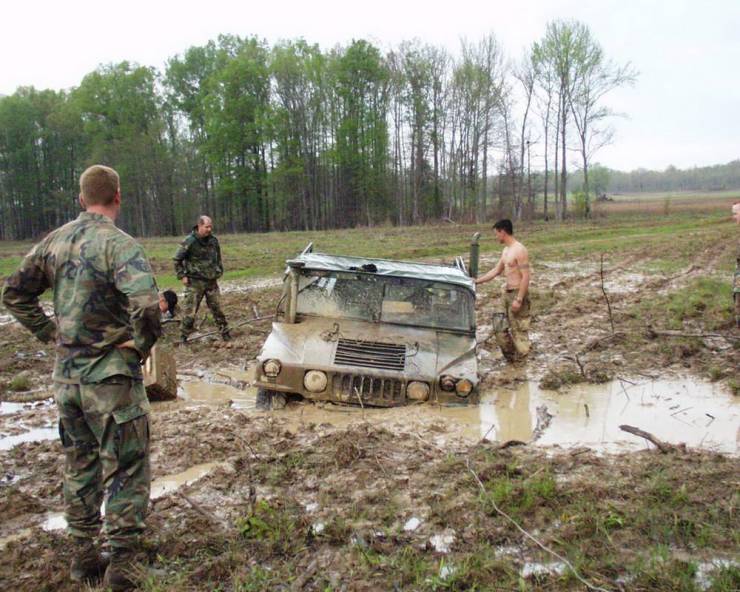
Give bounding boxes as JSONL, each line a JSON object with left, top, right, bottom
{"left": 42, "top": 512, "right": 67, "bottom": 531}
{"left": 273, "top": 378, "right": 738, "bottom": 454}
{"left": 0, "top": 402, "right": 27, "bottom": 415}
{"left": 179, "top": 381, "right": 256, "bottom": 410}
{"left": 0, "top": 426, "right": 57, "bottom": 451}
{"left": 151, "top": 461, "right": 232, "bottom": 500}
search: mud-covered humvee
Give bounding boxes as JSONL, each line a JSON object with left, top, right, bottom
{"left": 254, "top": 242, "right": 479, "bottom": 408}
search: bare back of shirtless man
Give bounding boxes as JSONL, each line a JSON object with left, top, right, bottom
{"left": 475, "top": 219, "right": 531, "bottom": 361}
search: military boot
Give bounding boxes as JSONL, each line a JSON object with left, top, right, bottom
{"left": 221, "top": 330, "right": 232, "bottom": 342}
{"left": 69, "top": 537, "right": 108, "bottom": 583}
{"left": 103, "top": 549, "right": 141, "bottom": 591}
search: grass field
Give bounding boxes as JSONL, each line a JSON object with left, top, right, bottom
{"left": 1, "top": 192, "right": 736, "bottom": 290}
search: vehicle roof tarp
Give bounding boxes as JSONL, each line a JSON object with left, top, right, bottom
{"left": 287, "top": 252, "right": 475, "bottom": 291}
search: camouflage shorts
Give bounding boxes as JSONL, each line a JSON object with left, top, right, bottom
{"left": 55, "top": 376, "right": 151, "bottom": 549}
{"left": 493, "top": 288, "right": 531, "bottom": 360}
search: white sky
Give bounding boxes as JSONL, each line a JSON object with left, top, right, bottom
{"left": 2, "top": 0, "right": 738, "bottom": 171}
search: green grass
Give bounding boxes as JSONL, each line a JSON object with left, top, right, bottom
{"left": 635, "top": 277, "right": 734, "bottom": 331}
{"left": 1, "top": 205, "right": 735, "bottom": 292}
{"left": 7, "top": 373, "right": 31, "bottom": 392}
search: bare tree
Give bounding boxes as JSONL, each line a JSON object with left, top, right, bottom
{"left": 568, "top": 33, "right": 637, "bottom": 216}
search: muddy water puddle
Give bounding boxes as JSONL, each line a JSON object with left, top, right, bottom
{"left": 3, "top": 462, "right": 236, "bottom": 541}
{"left": 178, "top": 380, "right": 257, "bottom": 410}
{"left": 273, "top": 377, "right": 739, "bottom": 454}
{"left": 0, "top": 402, "right": 27, "bottom": 415}
{"left": 151, "top": 461, "right": 233, "bottom": 499}
{"left": 0, "top": 426, "right": 57, "bottom": 451}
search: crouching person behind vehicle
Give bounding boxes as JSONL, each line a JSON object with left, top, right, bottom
{"left": 1, "top": 165, "right": 161, "bottom": 591}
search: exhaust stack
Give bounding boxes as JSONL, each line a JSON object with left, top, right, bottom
{"left": 469, "top": 232, "right": 481, "bottom": 278}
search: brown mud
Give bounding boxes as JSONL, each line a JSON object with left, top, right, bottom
{"left": 1, "top": 252, "right": 739, "bottom": 590}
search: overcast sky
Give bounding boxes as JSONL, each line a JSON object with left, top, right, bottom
{"left": 2, "top": 0, "right": 737, "bottom": 171}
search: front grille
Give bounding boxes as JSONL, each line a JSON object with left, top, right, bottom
{"left": 333, "top": 338, "right": 406, "bottom": 371}
{"left": 332, "top": 373, "right": 406, "bottom": 406}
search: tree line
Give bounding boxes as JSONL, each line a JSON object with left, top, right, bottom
{"left": 604, "top": 160, "right": 740, "bottom": 194}
{"left": 0, "top": 21, "right": 636, "bottom": 240}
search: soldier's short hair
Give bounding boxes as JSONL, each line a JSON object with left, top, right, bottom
{"left": 197, "top": 215, "right": 212, "bottom": 226}
{"left": 80, "top": 165, "right": 120, "bottom": 206}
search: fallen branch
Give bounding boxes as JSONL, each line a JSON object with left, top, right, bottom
{"left": 466, "top": 458, "right": 610, "bottom": 592}
{"left": 619, "top": 424, "right": 673, "bottom": 453}
{"left": 646, "top": 328, "right": 739, "bottom": 342}
{"left": 185, "top": 314, "right": 276, "bottom": 343}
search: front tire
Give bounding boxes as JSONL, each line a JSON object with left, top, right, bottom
{"left": 256, "top": 388, "right": 287, "bottom": 410}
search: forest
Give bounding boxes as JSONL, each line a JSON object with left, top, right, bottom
{"left": 0, "top": 20, "right": 641, "bottom": 240}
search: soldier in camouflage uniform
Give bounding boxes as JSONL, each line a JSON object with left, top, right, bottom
{"left": 1, "top": 165, "right": 161, "bottom": 591}
{"left": 174, "top": 215, "right": 231, "bottom": 341}
{"left": 733, "top": 202, "right": 740, "bottom": 328}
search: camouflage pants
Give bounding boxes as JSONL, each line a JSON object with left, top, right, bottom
{"left": 181, "top": 278, "right": 229, "bottom": 338}
{"left": 492, "top": 288, "right": 531, "bottom": 361}
{"left": 55, "top": 376, "right": 151, "bottom": 550}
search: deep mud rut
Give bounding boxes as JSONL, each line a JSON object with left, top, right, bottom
{"left": 1, "top": 251, "right": 739, "bottom": 590}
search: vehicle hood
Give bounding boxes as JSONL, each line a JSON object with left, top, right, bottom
{"left": 258, "top": 317, "right": 477, "bottom": 382}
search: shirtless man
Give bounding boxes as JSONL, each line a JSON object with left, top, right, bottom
{"left": 475, "top": 219, "right": 531, "bottom": 361}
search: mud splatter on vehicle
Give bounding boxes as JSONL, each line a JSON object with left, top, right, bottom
{"left": 255, "top": 244, "right": 479, "bottom": 408}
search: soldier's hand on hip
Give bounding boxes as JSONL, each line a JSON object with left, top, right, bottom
{"left": 182, "top": 277, "right": 190, "bottom": 286}
{"left": 511, "top": 299, "right": 522, "bottom": 313}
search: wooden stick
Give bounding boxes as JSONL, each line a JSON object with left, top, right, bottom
{"left": 186, "top": 314, "right": 275, "bottom": 342}
{"left": 599, "top": 253, "right": 615, "bottom": 334}
{"left": 647, "top": 329, "right": 739, "bottom": 342}
{"left": 619, "top": 424, "right": 673, "bottom": 453}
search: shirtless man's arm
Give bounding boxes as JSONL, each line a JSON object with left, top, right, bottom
{"left": 475, "top": 256, "right": 504, "bottom": 286}
{"left": 511, "top": 247, "right": 530, "bottom": 313}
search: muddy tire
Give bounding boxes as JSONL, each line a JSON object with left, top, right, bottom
{"left": 256, "top": 388, "right": 287, "bottom": 410}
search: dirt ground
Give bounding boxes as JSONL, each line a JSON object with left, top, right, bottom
{"left": 1, "top": 224, "right": 739, "bottom": 590}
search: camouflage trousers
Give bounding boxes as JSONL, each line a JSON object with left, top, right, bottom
{"left": 55, "top": 376, "right": 151, "bottom": 550}
{"left": 492, "top": 288, "right": 531, "bottom": 361}
{"left": 181, "top": 278, "right": 229, "bottom": 338}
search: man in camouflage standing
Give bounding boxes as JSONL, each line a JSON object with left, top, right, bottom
{"left": 174, "top": 215, "right": 231, "bottom": 342}
{"left": 2, "top": 165, "right": 161, "bottom": 591}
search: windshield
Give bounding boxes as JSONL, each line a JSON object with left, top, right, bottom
{"left": 296, "top": 270, "right": 474, "bottom": 332}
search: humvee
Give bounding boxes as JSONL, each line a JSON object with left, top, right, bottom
{"left": 255, "top": 240, "right": 481, "bottom": 408}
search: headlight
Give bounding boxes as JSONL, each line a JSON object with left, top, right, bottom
{"left": 262, "top": 359, "right": 282, "bottom": 377}
{"left": 407, "top": 381, "right": 430, "bottom": 401}
{"left": 455, "top": 379, "right": 473, "bottom": 397}
{"left": 439, "top": 375, "right": 457, "bottom": 392}
{"left": 303, "top": 370, "right": 327, "bottom": 393}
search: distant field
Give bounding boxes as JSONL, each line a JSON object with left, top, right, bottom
{"left": 595, "top": 190, "right": 738, "bottom": 215}
{"left": 0, "top": 192, "right": 736, "bottom": 290}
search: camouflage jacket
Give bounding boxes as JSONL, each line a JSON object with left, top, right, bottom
{"left": 173, "top": 229, "right": 224, "bottom": 281}
{"left": 1, "top": 212, "right": 161, "bottom": 384}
